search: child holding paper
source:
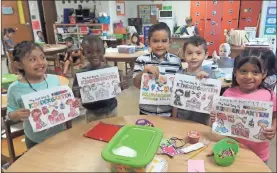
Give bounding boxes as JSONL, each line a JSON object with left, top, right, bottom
{"left": 72, "top": 35, "right": 128, "bottom": 122}
{"left": 172, "top": 36, "right": 217, "bottom": 125}
{"left": 133, "top": 22, "right": 183, "bottom": 116}
{"left": 210, "top": 48, "right": 277, "bottom": 164}
{"left": 7, "top": 41, "right": 70, "bottom": 149}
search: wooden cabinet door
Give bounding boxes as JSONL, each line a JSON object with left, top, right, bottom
{"left": 190, "top": 1, "right": 206, "bottom": 37}
{"left": 221, "top": 0, "right": 241, "bottom": 43}
{"left": 204, "top": 0, "right": 223, "bottom": 56}
{"left": 2, "top": 1, "right": 33, "bottom": 44}
{"left": 239, "top": 0, "right": 263, "bottom": 29}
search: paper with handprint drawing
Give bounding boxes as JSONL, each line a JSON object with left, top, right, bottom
{"left": 140, "top": 73, "right": 175, "bottom": 105}
{"left": 170, "top": 74, "right": 221, "bottom": 113}
{"left": 76, "top": 67, "right": 121, "bottom": 103}
{"left": 212, "top": 96, "right": 273, "bottom": 142}
{"left": 22, "top": 86, "right": 80, "bottom": 132}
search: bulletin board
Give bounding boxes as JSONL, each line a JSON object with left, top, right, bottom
{"left": 137, "top": 4, "right": 162, "bottom": 24}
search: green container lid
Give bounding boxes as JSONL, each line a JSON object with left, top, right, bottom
{"left": 101, "top": 125, "right": 163, "bottom": 168}
{"left": 2, "top": 74, "right": 18, "bottom": 89}
{"left": 163, "top": 6, "right": 172, "bottom": 10}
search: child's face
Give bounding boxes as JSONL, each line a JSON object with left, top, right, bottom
{"left": 132, "top": 36, "right": 138, "bottom": 43}
{"left": 235, "top": 62, "right": 266, "bottom": 93}
{"left": 7, "top": 32, "right": 14, "bottom": 38}
{"left": 18, "top": 48, "right": 48, "bottom": 79}
{"left": 66, "top": 41, "right": 73, "bottom": 47}
{"left": 219, "top": 46, "right": 230, "bottom": 58}
{"left": 149, "top": 30, "right": 170, "bottom": 58}
{"left": 184, "top": 43, "right": 207, "bottom": 71}
{"left": 82, "top": 42, "right": 104, "bottom": 68}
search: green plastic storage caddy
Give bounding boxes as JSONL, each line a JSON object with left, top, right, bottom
{"left": 101, "top": 125, "right": 163, "bottom": 172}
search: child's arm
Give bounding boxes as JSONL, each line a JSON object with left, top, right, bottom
{"left": 139, "top": 42, "right": 145, "bottom": 48}
{"left": 7, "top": 92, "right": 30, "bottom": 121}
{"left": 172, "top": 107, "right": 178, "bottom": 118}
{"left": 79, "top": 51, "right": 85, "bottom": 67}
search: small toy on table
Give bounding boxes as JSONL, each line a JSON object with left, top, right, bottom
{"left": 136, "top": 119, "right": 154, "bottom": 127}
{"left": 187, "top": 131, "right": 200, "bottom": 144}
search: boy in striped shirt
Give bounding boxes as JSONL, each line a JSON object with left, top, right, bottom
{"left": 133, "top": 22, "right": 183, "bottom": 116}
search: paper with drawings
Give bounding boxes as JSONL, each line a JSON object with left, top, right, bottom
{"left": 170, "top": 74, "right": 221, "bottom": 113}
{"left": 140, "top": 73, "right": 175, "bottom": 105}
{"left": 212, "top": 96, "right": 273, "bottom": 142}
{"left": 76, "top": 67, "right": 121, "bottom": 103}
{"left": 22, "top": 86, "right": 80, "bottom": 132}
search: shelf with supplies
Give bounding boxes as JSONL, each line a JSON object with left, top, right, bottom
{"left": 53, "top": 23, "right": 104, "bottom": 48}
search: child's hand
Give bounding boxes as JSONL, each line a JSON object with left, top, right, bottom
{"left": 212, "top": 51, "right": 219, "bottom": 61}
{"left": 210, "top": 111, "right": 217, "bottom": 124}
{"left": 120, "top": 80, "right": 129, "bottom": 90}
{"left": 143, "top": 65, "right": 159, "bottom": 78}
{"left": 263, "top": 127, "right": 276, "bottom": 140}
{"left": 196, "top": 71, "right": 209, "bottom": 79}
{"left": 12, "top": 108, "right": 30, "bottom": 121}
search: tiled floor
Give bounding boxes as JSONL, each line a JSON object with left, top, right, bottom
{"left": 1, "top": 57, "right": 276, "bottom": 172}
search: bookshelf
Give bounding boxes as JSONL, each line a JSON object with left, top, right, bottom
{"left": 53, "top": 23, "right": 104, "bottom": 48}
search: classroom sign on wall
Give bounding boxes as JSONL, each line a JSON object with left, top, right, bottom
{"left": 170, "top": 74, "right": 221, "bottom": 113}
{"left": 140, "top": 74, "right": 175, "bottom": 105}
{"left": 264, "top": 1, "right": 276, "bottom": 35}
{"left": 76, "top": 67, "right": 121, "bottom": 104}
{"left": 212, "top": 96, "right": 273, "bottom": 142}
{"left": 22, "top": 86, "right": 80, "bottom": 132}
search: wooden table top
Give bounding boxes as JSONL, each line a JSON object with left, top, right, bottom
{"left": 1, "top": 76, "right": 69, "bottom": 109}
{"left": 7, "top": 115, "right": 270, "bottom": 172}
{"left": 43, "top": 44, "right": 67, "bottom": 53}
{"left": 104, "top": 51, "right": 146, "bottom": 60}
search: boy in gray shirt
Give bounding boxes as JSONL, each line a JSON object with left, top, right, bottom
{"left": 172, "top": 36, "right": 216, "bottom": 125}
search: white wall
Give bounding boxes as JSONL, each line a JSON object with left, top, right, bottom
{"left": 126, "top": 1, "right": 191, "bottom": 26}
{"left": 28, "top": 1, "right": 42, "bottom": 42}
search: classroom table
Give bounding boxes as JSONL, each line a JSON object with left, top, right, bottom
{"left": 1, "top": 75, "right": 69, "bottom": 111}
{"left": 43, "top": 44, "right": 67, "bottom": 69}
{"left": 104, "top": 49, "right": 147, "bottom": 73}
{"left": 6, "top": 115, "right": 270, "bottom": 172}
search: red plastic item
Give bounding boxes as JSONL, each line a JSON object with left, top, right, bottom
{"left": 187, "top": 131, "right": 200, "bottom": 144}
{"left": 84, "top": 122, "right": 122, "bottom": 142}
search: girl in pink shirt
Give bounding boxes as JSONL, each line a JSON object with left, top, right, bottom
{"left": 210, "top": 49, "right": 277, "bottom": 164}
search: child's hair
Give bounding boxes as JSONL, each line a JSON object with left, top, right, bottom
{"left": 183, "top": 36, "right": 208, "bottom": 53}
{"left": 232, "top": 48, "right": 272, "bottom": 94}
{"left": 4, "top": 28, "right": 15, "bottom": 35}
{"left": 185, "top": 16, "right": 193, "bottom": 23}
{"left": 65, "top": 37, "right": 74, "bottom": 44}
{"left": 220, "top": 43, "right": 231, "bottom": 53}
{"left": 36, "top": 31, "right": 42, "bottom": 35}
{"left": 148, "top": 22, "right": 171, "bottom": 40}
{"left": 245, "top": 48, "right": 276, "bottom": 76}
{"left": 131, "top": 32, "right": 140, "bottom": 46}
{"left": 12, "top": 41, "right": 43, "bottom": 75}
{"left": 81, "top": 35, "right": 105, "bottom": 54}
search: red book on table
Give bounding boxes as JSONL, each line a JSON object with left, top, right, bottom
{"left": 84, "top": 122, "right": 122, "bottom": 142}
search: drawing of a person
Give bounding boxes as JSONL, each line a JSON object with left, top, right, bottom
{"left": 31, "top": 109, "right": 47, "bottom": 130}
{"left": 253, "top": 120, "right": 269, "bottom": 140}
{"left": 112, "top": 80, "right": 121, "bottom": 96}
{"left": 215, "top": 113, "right": 228, "bottom": 133}
{"left": 174, "top": 89, "right": 184, "bottom": 106}
{"left": 66, "top": 99, "right": 78, "bottom": 117}
{"left": 82, "top": 85, "right": 94, "bottom": 101}
{"left": 142, "top": 75, "right": 150, "bottom": 91}
{"left": 203, "top": 95, "right": 214, "bottom": 111}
